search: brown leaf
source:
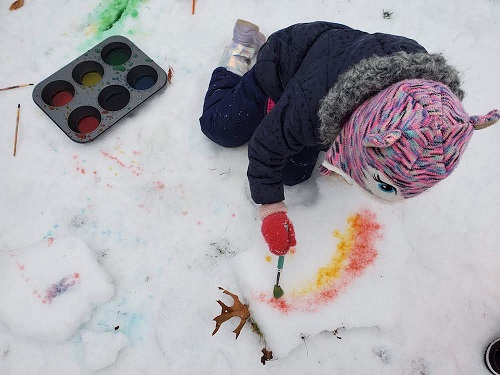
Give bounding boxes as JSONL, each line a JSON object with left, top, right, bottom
{"left": 212, "top": 287, "right": 250, "bottom": 339}
{"left": 261, "top": 348, "right": 273, "bottom": 365}
{"left": 9, "top": 0, "right": 24, "bottom": 11}
{"left": 167, "top": 66, "right": 174, "bottom": 84}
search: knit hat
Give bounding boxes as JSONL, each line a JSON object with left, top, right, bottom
{"left": 319, "top": 79, "right": 500, "bottom": 202}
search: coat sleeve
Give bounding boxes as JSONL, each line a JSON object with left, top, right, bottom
{"left": 247, "top": 82, "right": 317, "bottom": 204}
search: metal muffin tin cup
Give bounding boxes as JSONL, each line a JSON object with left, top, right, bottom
{"left": 32, "top": 35, "right": 168, "bottom": 143}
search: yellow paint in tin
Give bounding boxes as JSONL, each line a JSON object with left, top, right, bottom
{"left": 82, "top": 72, "right": 102, "bottom": 87}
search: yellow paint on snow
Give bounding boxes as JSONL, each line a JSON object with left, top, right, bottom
{"left": 294, "top": 214, "right": 357, "bottom": 296}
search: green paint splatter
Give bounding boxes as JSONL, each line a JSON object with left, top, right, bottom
{"left": 113, "top": 65, "right": 127, "bottom": 71}
{"left": 96, "top": 0, "right": 143, "bottom": 32}
{"left": 79, "top": 0, "right": 144, "bottom": 51}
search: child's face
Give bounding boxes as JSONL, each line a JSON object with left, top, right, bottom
{"left": 361, "top": 165, "right": 404, "bottom": 202}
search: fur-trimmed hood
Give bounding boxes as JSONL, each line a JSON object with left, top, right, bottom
{"left": 318, "top": 52, "right": 464, "bottom": 145}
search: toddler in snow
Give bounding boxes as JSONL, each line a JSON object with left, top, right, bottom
{"left": 199, "top": 20, "right": 499, "bottom": 256}
{"left": 199, "top": 21, "right": 499, "bottom": 373}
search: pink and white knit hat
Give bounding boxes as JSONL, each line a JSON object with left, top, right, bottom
{"left": 320, "top": 79, "right": 500, "bottom": 200}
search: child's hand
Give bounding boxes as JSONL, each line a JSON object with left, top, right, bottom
{"left": 261, "top": 211, "right": 296, "bottom": 255}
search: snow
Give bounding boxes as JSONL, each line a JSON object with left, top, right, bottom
{"left": 0, "top": 0, "right": 499, "bottom": 374}
{"left": 234, "top": 181, "right": 412, "bottom": 358}
{"left": 0, "top": 236, "right": 114, "bottom": 342}
{"left": 82, "top": 331, "right": 128, "bottom": 371}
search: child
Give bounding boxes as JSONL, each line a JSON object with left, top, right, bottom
{"left": 199, "top": 20, "right": 499, "bottom": 256}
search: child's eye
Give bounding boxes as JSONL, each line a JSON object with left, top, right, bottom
{"left": 378, "top": 183, "right": 396, "bottom": 193}
{"left": 373, "top": 174, "right": 397, "bottom": 195}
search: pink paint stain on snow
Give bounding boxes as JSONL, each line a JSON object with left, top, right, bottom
{"left": 44, "top": 273, "right": 80, "bottom": 304}
{"left": 100, "top": 150, "right": 143, "bottom": 176}
{"left": 13, "top": 256, "right": 80, "bottom": 304}
{"left": 153, "top": 181, "right": 165, "bottom": 190}
{"left": 73, "top": 154, "right": 87, "bottom": 175}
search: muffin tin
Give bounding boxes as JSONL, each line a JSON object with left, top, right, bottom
{"left": 32, "top": 35, "right": 168, "bottom": 143}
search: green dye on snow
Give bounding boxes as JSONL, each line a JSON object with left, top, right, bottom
{"left": 79, "top": 0, "right": 143, "bottom": 52}
{"left": 96, "top": 0, "right": 143, "bottom": 32}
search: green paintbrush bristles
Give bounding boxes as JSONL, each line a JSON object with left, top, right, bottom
{"left": 273, "top": 285, "right": 284, "bottom": 299}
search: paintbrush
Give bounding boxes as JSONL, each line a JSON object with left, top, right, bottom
{"left": 0, "top": 83, "right": 33, "bottom": 92}
{"left": 273, "top": 255, "right": 285, "bottom": 298}
{"left": 13, "top": 104, "right": 20, "bottom": 156}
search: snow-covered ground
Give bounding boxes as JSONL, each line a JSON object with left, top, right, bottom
{"left": 0, "top": 0, "right": 499, "bottom": 374}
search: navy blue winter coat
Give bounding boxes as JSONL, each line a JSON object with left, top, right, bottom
{"left": 248, "top": 21, "right": 426, "bottom": 204}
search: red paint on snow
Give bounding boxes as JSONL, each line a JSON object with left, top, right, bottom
{"left": 344, "top": 210, "right": 381, "bottom": 275}
{"left": 154, "top": 181, "right": 165, "bottom": 190}
{"left": 100, "top": 150, "right": 143, "bottom": 176}
{"left": 101, "top": 151, "right": 127, "bottom": 168}
{"left": 269, "top": 298, "right": 292, "bottom": 314}
{"left": 259, "top": 209, "right": 382, "bottom": 313}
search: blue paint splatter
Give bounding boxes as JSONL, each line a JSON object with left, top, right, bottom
{"left": 87, "top": 293, "right": 152, "bottom": 345}
{"left": 43, "top": 224, "right": 60, "bottom": 239}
